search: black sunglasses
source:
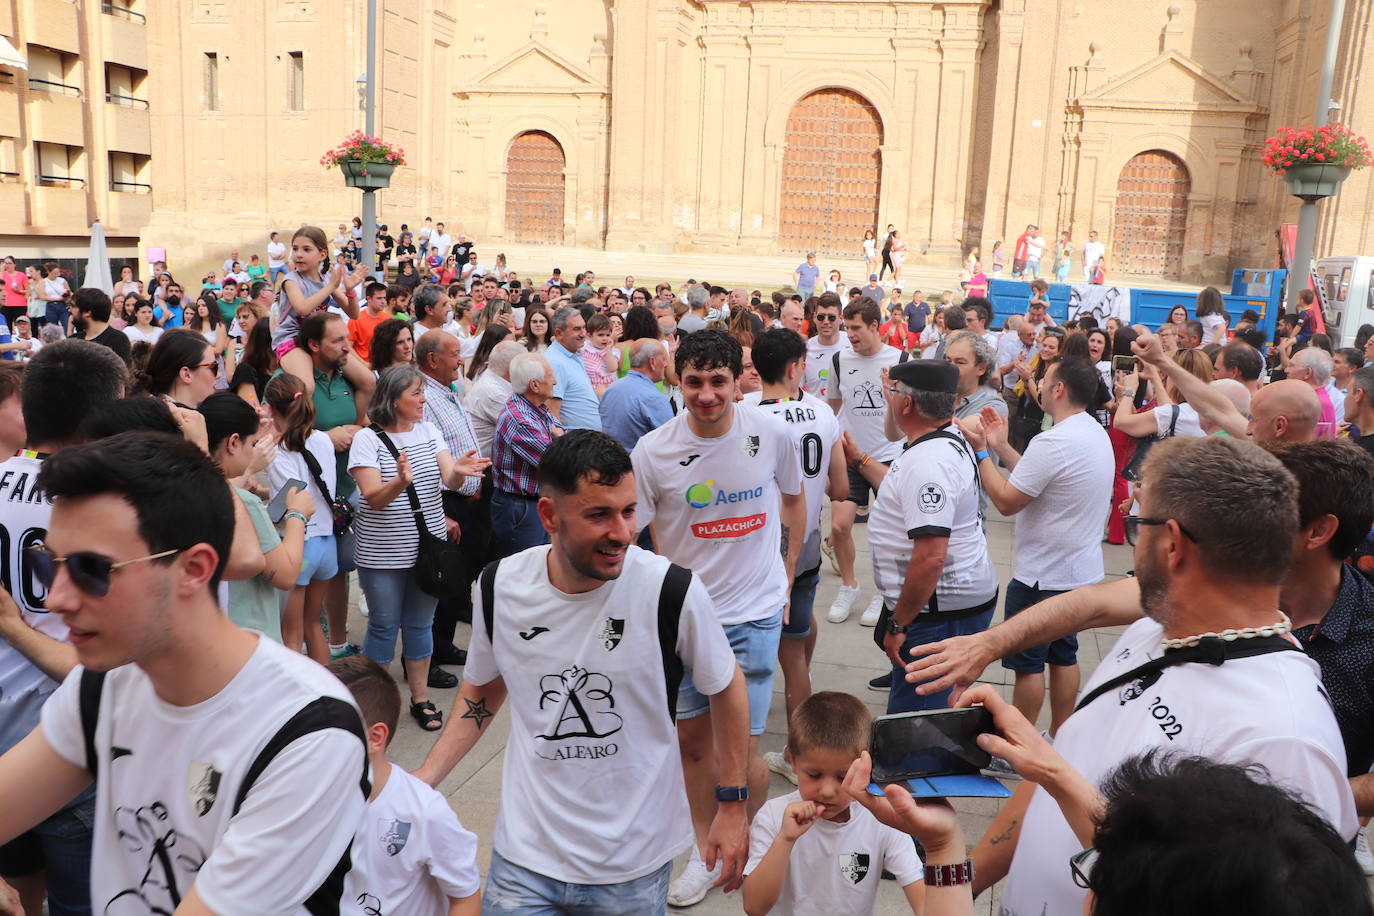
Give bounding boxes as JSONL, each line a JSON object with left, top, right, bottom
{"left": 814, "top": 313, "right": 840, "bottom": 322}
{"left": 28, "top": 544, "right": 181, "bottom": 597}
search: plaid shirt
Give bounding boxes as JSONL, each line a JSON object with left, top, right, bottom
{"left": 420, "top": 373, "right": 482, "bottom": 496}
{"left": 492, "top": 393, "right": 563, "bottom": 496}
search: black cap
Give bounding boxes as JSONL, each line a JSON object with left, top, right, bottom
{"left": 890, "top": 359, "right": 959, "bottom": 394}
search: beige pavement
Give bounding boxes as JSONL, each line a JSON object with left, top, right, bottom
{"left": 361, "top": 501, "right": 1135, "bottom": 914}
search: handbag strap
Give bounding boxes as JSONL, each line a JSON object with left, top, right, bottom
{"left": 299, "top": 444, "right": 337, "bottom": 506}
{"left": 1074, "top": 635, "right": 1299, "bottom": 713}
{"left": 1166, "top": 404, "right": 1179, "bottom": 437}
{"left": 369, "top": 424, "right": 429, "bottom": 539}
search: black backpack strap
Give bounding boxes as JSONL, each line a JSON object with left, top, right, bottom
{"left": 898, "top": 349, "right": 910, "bottom": 363}
{"left": 79, "top": 668, "right": 106, "bottom": 779}
{"left": 1074, "top": 635, "right": 1299, "bottom": 713}
{"left": 1167, "top": 404, "right": 1180, "bottom": 437}
{"left": 831, "top": 351, "right": 841, "bottom": 388}
{"left": 479, "top": 558, "right": 501, "bottom": 643}
{"left": 657, "top": 563, "right": 693, "bottom": 724}
{"left": 231, "top": 696, "right": 370, "bottom": 916}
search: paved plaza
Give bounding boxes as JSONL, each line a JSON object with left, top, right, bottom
{"left": 370, "top": 502, "right": 1136, "bottom": 914}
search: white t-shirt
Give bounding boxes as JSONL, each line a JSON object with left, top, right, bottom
{"left": 123, "top": 324, "right": 163, "bottom": 345}
{"left": 1082, "top": 239, "right": 1105, "bottom": 268}
{"left": 745, "top": 391, "right": 841, "bottom": 575}
{"left": 1002, "top": 617, "right": 1358, "bottom": 915}
{"left": 1025, "top": 235, "right": 1046, "bottom": 261}
{"left": 0, "top": 455, "right": 68, "bottom": 755}
{"left": 347, "top": 423, "right": 448, "bottom": 568}
{"left": 1006, "top": 411, "right": 1114, "bottom": 590}
{"left": 462, "top": 370, "right": 513, "bottom": 457}
{"left": 632, "top": 405, "right": 802, "bottom": 625}
{"left": 42, "top": 637, "right": 367, "bottom": 916}
{"left": 464, "top": 545, "right": 737, "bottom": 885}
{"left": 429, "top": 233, "right": 452, "bottom": 259}
{"left": 343, "top": 766, "right": 480, "bottom": 914}
{"left": 267, "top": 240, "right": 287, "bottom": 269}
{"left": 803, "top": 336, "right": 851, "bottom": 400}
{"left": 867, "top": 426, "right": 997, "bottom": 610}
{"left": 745, "top": 790, "right": 923, "bottom": 916}
{"left": 1199, "top": 312, "right": 1226, "bottom": 345}
{"left": 995, "top": 335, "right": 1038, "bottom": 390}
{"left": 267, "top": 430, "right": 338, "bottom": 539}
{"left": 1151, "top": 402, "right": 1205, "bottom": 439}
{"left": 829, "top": 345, "right": 907, "bottom": 461}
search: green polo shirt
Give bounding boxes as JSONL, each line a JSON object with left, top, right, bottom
{"left": 311, "top": 366, "right": 358, "bottom": 498}
{"left": 216, "top": 296, "right": 243, "bottom": 325}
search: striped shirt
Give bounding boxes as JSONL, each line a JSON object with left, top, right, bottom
{"left": 492, "top": 394, "right": 563, "bottom": 496}
{"left": 347, "top": 422, "right": 449, "bottom": 569}
{"left": 421, "top": 373, "right": 482, "bottom": 496}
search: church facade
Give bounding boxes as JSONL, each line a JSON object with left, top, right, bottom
{"left": 141, "top": 0, "right": 1373, "bottom": 284}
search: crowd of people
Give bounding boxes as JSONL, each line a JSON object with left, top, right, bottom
{"left": 0, "top": 221, "right": 1371, "bottom": 916}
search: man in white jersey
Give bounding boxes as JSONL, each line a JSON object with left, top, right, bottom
{"left": 801, "top": 292, "right": 850, "bottom": 400}
{"left": 826, "top": 296, "right": 908, "bottom": 630}
{"left": 414, "top": 431, "right": 749, "bottom": 914}
{"left": 631, "top": 330, "right": 805, "bottom": 907}
{"left": 745, "top": 329, "right": 847, "bottom": 786}
{"left": 0, "top": 340, "right": 125, "bottom": 915}
{"left": 0, "top": 432, "right": 369, "bottom": 915}
{"left": 846, "top": 359, "right": 998, "bottom": 715}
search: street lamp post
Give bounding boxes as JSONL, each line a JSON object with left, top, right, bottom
{"left": 1285, "top": 0, "right": 1347, "bottom": 309}
{"left": 361, "top": 0, "right": 378, "bottom": 281}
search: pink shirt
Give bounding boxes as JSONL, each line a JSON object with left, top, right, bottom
{"left": 579, "top": 344, "right": 617, "bottom": 387}
{"left": 3, "top": 270, "right": 26, "bottom": 310}
{"left": 1315, "top": 384, "right": 1337, "bottom": 440}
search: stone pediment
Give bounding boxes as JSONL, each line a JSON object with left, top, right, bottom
{"left": 464, "top": 43, "right": 605, "bottom": 95}
{"left": 1079, "top": 51, "right": 1259, "bottom": 111}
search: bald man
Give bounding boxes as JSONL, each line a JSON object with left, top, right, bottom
{"left": 780, "top": 301, "right": 805, "bottom": 337}
{"left": 1134, "top": 334, "right": 1317, "bottom": 444}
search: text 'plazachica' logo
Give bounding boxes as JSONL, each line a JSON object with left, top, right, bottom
{"left": 685, "top": 480, "right": 764, "bottom": 508}
{"left": 685, "top": 480, "right": 767, "bottom": 538}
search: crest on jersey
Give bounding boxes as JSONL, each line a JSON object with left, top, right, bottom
{"left": 599, "top": 617, "right": 624, "bottom": 651}
{"left": 918, "top": 483, "right": 947, "bottom": 514}
{"left": 839, "top": 852, "right": 871, "bottom": 884}
{"left": 381, "top": 818, "right": 411, "bottom": 856}
{"left": 1118, "top": 669, "right": 1163, "bottom": 705}
{"left": 187, "top": 761, "right": 222, "bottom": 817}
{"left": 743, "top": 435, "right": 760, "bottom": 458}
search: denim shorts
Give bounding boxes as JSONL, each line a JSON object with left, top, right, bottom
{"left": 1000, "top": 578, "right": 1077, "bottom": 674}
{"left": 0, "top": 795, "right": 94, "bottom": 916}
{"left": 782, "top": 569, "right": 820, "bottom": 639}
{"left": 296, "top": 534, "right": 339, "bottom": 586}
{"left": 483, "top": 849, "right": 672, "bottom": 915}
{"left": 677, "top": 611, "right": 782, "bottom": 735}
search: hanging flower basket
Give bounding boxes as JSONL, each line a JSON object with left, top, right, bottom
{"left": 321, "top": 131, "right": 405, "bottom": 190}
{"left": 1261, "top": 123, "right": 1370, "bottom": 201}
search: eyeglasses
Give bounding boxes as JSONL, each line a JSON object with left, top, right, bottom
{"left": 885, "top": 385, "right": 911, "bottom": 398}
{"left": 1126, "top": 516, "right": 1201, "bottom": 543}
{"left": 1070, "top": 847, "right": 1097, "bottom": 889}
{"left": 195, "top": 362, "right": 218, "bottom": 373}
{"left": 28, "top": 544, "right": 182, "bottom": 597}
{"left": 814, "top": 313, "right": 839, "bottom": 322}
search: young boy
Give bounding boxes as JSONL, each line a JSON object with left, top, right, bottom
{"left": 386, "top": 283, "right": 412, "bottom": 320}
{"left": 348, "top": 281, "right": 392, "bottom": 363}
{"left": 743, "top": 692, "right": 924, "bottom": 916}
{"left": 331, "top": 655, "right": 481, "bottom": 915}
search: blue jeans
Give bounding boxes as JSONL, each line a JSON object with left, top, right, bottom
{"left": 678, "top": 611, "right": 782, "bottom": 735}
{"left": 43, "top": 302, "right": 67, "bottom": 334}
{"left": 483, "top": 849, "right": 672, "bottom": 915}
{"left": 888, "top": 606, "right": 996, "bottom": 714}
{"left": 269, "top": 266, "right": 285, "bottom": 283}
{"left": 357, "top": 567, "right": 437, "bottom": 664}
{"left": 491, "top": 491, "right": 548, "bottom": 560}
{"left": 0, "top": 796, "right": 94, "bottom": 915}
{"left": 782, "top": 569, "right": 820, "bottom": 639}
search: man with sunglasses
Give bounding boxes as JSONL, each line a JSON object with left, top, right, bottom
{"left": 801, "top": 292, "right": 848, "bottom": 400}
{"left": 0, "top": 432, "right": 368, "bottom": 915}
{"left": 0, "top": 339, "right": 125, "bottom": 915}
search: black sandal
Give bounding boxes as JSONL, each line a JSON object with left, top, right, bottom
{"left": 410, "top": 700, "right": 443, "bottom": 731}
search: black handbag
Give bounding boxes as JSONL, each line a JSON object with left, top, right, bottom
{"left": 1122, "top": 404, "right": 1179, "bottom": 483}
{"left": 300, "top": 446, "right": 354, "bottom": 536}
{"left": 371, "top": 425, "right": 467, "bottom": 600}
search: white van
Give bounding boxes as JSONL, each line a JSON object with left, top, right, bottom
{"left": 1314, "top": 256, "right": 1374, "bottom": 348}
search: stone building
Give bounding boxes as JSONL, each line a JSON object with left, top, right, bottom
{"left": 18, "top": 0, "right": 1372, "bottom": 284}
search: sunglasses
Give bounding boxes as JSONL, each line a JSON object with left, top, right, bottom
{"left": 195, "top": 362, "right": 217, "bottom": 373}
{"left": 28, "top": 544, "right": 181, "bottom": 597}
{"left": 814, "top": 313, "right": 839, "bottom": 322}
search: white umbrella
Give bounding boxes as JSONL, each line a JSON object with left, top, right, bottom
{"left": 82, "top": 221, "right": 113, "bottom": 294}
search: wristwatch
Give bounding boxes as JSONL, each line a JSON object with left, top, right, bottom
{"left": 884, "top": 615, "right": 906, "bottom": 636}
{"left": 924, "top": 860, "right": 975, "bottom": 887}
{"left": 714, "top": 785, "right": 749, "bottom": 803}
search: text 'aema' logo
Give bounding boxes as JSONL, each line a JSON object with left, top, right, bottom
{"left": 685, "top": 480, "right": 765, "bottom": 508}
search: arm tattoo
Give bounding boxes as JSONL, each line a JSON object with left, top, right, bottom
{"left": 987, "top": 817, "right": 1019, "bottom": 845}
{"left": 779, "top": 524, "right": 790, "bottom": 560}
{"left": 461, "top": 696, "right": 494, "bottom": 730}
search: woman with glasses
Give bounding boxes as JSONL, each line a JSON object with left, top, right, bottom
{"left": 188, "top": 293, "right": 234, "bottom": 389}
{"left": 138, "top": 327, "right": 220, "bottom": 407}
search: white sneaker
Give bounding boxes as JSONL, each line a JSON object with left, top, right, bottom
{"left": 859, "top": 594, "right": 884, "bottom": 627}
{"left": 764, "top": 750, "right": 799, "bottom": 785}
{"left": 358, "top": 590, "right": 369, "bottom": 618}
{"left": 827, "top": 584, "right": 861, "bottom": 623}
{"left": 667, "top": 858, "right": 719, "bottom": 908}
{"left": 1356, "top": 825, "right": 1374, "bottom": 875}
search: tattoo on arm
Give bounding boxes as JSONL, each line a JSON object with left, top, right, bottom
{"left": 987, "top": 817, "right": 1019, "bottom": 845}
{"left": 461, "top": 697, "right": 494, "bottom": 730}
{"left": 779, "top": 524, "right": 790, "bottom": 560}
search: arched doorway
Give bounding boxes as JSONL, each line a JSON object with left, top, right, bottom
{"left": 1111, "top": 150, "right": 1190, "bottom": 279}
{"left": 779, "top": 89, "right": 882, "bottom": 256}
{"left": 505, "top": 131, "right": 565, "bottom": 244}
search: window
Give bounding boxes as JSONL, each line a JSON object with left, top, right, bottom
{"left": 105, "top": 64, "right": 148, "bottom": 108}
{"left": 35, "top": 142, "right": 84, "bottom": 188}
{"left": 27, "top": 46, "right": 80, "bottom": 96}
{"left": 203, "top": 52, "right": 218, "bottom": 111}
{"left": 109, "top": 151, "right": 150, "bottom": 192}
{"left": 287, "top": 51, "right": 303, "bottom": 111}
{"left": 0, "top": 138, "right": 18, "bottom": 182}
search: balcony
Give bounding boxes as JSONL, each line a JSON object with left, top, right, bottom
{"left": 0, "top": 83, "right": 19, "bottom": 138}
{"left": 23, "top": 0, "right": 80, "bottom": 54}
{"left": 106, "top": 183, "right": 150, "bottom": 232}
{"left": 31, "top": 183, "right": 87, "bottom": 233}
{"left": 104, "top": 95, "right": 149, "bottom": 154}
{"left": 26, "top": 83, "right": 84, "bottom": 146}
{"left": 100, "top": 11, "right": 147, "bottom": 72}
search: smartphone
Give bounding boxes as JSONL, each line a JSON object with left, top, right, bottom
{"left": 869, "top": 707, "right": 995, "bottom": 784}
{"left": 1112, "top": 354, "right": 1137, "bottom": 374}
{"left": 267, "top": 479, "right": 307, "bottom": 524}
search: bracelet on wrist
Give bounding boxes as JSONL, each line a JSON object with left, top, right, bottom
{"left": 975, "top": 449, "right": 990, "bottom": 462}
{"left": 858, "top": 453, "right": 871, "bottom": 469}
{"left": 282, "top": 510, "right": 308, "bottom": 526}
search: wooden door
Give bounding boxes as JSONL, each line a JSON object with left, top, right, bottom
{"left": 1111, "top": 150, "right": 1190, "bottom": 279}
{"left": 779, "top": 89, "right": 883, "bottom": 256}
{"left": 505, "top": 131, "right": 565, "bottom": 245}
